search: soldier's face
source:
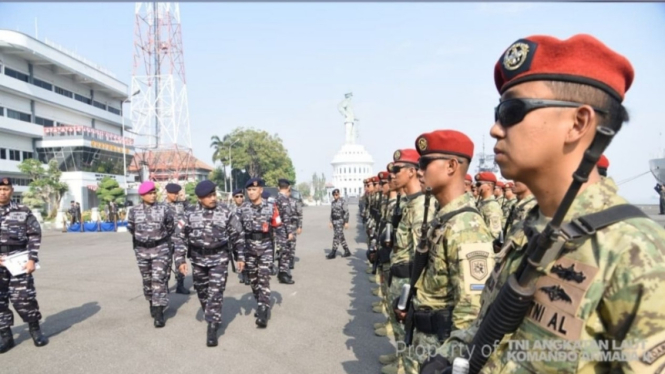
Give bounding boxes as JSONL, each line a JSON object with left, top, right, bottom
{"left": 0, "top": 186, "right": 12, "bottom": 204}
{"left": 392, "top": 163, "right": 415, "bottom": 188}
{"left": 247, "top": 187, "right": 261, "bottom": 202}
{"left": 504, "top": 188, "right": 515, "bottom": 198}
{"left": 464, "top": 180, "right": 472, "bottom": 192}
{"left": 494, "top": 187, "right": 503, "bottom": 197}
{"left": 233, "top": 194, "right": 244, "bottom": 205}
{"left": 513, "top": 181, "right": 528, "bottom": 195}
{"left": 198, "top": 192, "right": 217, "bottom": 209}
{"left": 141, "top": 190, "right": 157, "bottom": 204}
{"left": 166, "top": 192, "right": 179, "bottom": 203}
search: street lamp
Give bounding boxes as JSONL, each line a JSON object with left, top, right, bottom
{"left": 122, "top": 89, "right": 141, "bottom": 199}
{"left": 228, "top": 138, "right": 241, "bottom": 193}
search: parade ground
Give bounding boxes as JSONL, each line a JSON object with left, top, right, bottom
{"left": 4, "top": 204, "right": 664, "bottom": 374}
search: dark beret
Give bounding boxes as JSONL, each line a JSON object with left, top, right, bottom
{"left": 233, "top": 188, "right": 243, "bottom": 196}
{"left": 0, "top": 177, "right": 12, "bottom": 186}
{"left": 261, "top": 191, "right": 270, "bottom": 199}
{"left": 194, "top": 180, "right": 217, "bottom": 198}
{"left": 278, "top": 178, "right": 291, "bottom": 186}
{"left": 245, "top": 177, "right": 265, "bottom": 188}
{"left": 165, "top": 183, "right": 182, "bottom": 193}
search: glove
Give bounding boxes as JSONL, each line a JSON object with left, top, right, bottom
{"left": 420, "top": 355, "right": 452, "bottom": 374}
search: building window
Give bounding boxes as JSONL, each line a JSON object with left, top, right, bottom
{"left": 4, "top": 67, "right": 29, "bottom": 82}
{"left": 35, "top": 117, "right": 54, "bottom": 127}
{"left": 7, "top": 109, "right": 31, "bottom": 123}
{"left": 93, "top": 101, "right": 106, "bottom": 110}
{"left": 0, "top": 106, "right": 3, "bottom": 116}
{"left": 22, "top": 151, "right": 33, "bottom": 160}
{"left": 55, "top": 86, "right": 73, "bottom": 98}
{"left": 107, "top": 106, "right": 121, "bottom": 115}
{"left": 33, "top": 77, "right": 53, "bottom": 91}
{"left": 75, "top": 94, "right": 92, "bottom": 105}
{"left": 9, "top": 149, "right": 21, "bottom": 161}
{"left": 10, "top": 195, "right": 21, "bottom": 204}
{"left": 0, "top": 148, "right": 5, "bottom": 159}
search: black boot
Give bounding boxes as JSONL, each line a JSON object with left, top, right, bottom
{"left": 176, "top": 278, "right": 190, "bottom": 294}
{"left": 29, "top": 322, "right": 48, "bottom": 347}
{"left": 206, "top": 322, "right": 220, "bottom": 347}
{"left": 238, "top": 272, "right": 245, "bottom": 283}
{"left": 278, "top": 272, "right": 294, "bottom": 284}
{"left": 270, "top": 264, "right": 277, "bottom": 276}
{"left": 341, "top": 248, "right": 351, "bottom": 257}
{"left": 0, "top": 328, "right": 14, "bottom": 353}
{"left": 149, "top": 301, "right": 156, "bottom": 318}
{"left": 327, "top": 249, "right": 337, "bottom": 259}
{"left": 289, "top": 257, "right": 295, "bottom": 270}
{"left": 255, "top": 305, "right": 269, "bottom": 328}
{"left": 154, "top": 306, "right": 165, "bottom": 328}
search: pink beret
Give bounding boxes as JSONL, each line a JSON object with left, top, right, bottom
{"left": 138, "top": 181, "right": 156, "bottom": 195}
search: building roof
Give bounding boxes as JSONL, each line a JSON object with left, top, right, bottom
{"left": 128, "top": 149, "right": 213, "bottom": 173}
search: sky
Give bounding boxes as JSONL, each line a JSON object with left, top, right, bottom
{"left": 1, "top": 2, "right": 665, "bottom": 204}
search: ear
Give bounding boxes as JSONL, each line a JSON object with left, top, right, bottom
{"left": 566, "top": 105, "right": 596, "bottom": 144}
{"left": 447, "top": 158, "right": 460, "bottom": 176}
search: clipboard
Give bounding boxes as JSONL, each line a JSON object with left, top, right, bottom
{"left": 1, "top": 251, "right": 40, "bottom": 276}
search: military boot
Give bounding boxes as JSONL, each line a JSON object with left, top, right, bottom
{"left": 289, "top": 257, "right": 295, "bottom": 270}
{"left": 326, "top": 249, "right": 337, "bottom": 259}
{"left": 341, "top": 248, "right": 351, "bottom": 257}
{"left": 238, "top": 272, "right": 245, "bottom": 284}
{"left": 206, "top": 322, "right": 220, "bottom": 347}
{"left": 278, "top": 272, "right": 294, "bottom": 284}
{"left": 379, "top": 353, "right": 398, "bottom": 365}
{"left": 150, "top": 301, "right": 156, "bottom": 318}
{"left": 0, "top": 328, "right": 15, "bottom": 353}
{"left": 29, "top": 322, "right": 48, "bottom": 347}
{"left": 154, "top": 306, "right": 165, "bottom": 328}
{"left": 176, "top": 278, "right": 190, "bottom": 294}
{"left": 255, "top": 305, "right": 269, "bottom": 328}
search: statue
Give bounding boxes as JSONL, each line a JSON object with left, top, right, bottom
{"left": 338, "top": 92, "right": 358, "bottom": 144}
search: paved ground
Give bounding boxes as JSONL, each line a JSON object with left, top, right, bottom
{"left": 3, "top": 205, "right": 393, "bottom": 374}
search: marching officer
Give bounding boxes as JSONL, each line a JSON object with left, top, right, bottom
{"left": 164, "top": 183, "right": 190, "bottom": 295}
{"left": 274, "top": 179, "right": 296, "bottom": 284}
{"left": 0, "top": 177, "right": 48, "bottom": 353}
{"left": 327, "top": 188, "right": 350, "bottom": 259}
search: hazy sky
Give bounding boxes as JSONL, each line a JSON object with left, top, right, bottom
{"left": 1, "top": 2, "right": 664, "bottom": 203}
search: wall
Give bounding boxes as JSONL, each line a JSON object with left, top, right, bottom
{"left": 34, "top": 101, "right": 92, "bottom": 126}
{"left": 0, "top": 90, "right": 31, "bottom": 113}
{"left": 0, "top": 52, "right": 29, "bottom": 74}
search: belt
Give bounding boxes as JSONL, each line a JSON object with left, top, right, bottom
{"left": 0, "top": 245, "right": 24, "bottom": 253}
{"left": 247, "top": 232, "right": 271, "bottom": 241}
{"left": 135, "top": 237, "right": 170, "bottom": 248}
{"left": 390, "top": 262, "right": 412, "bottom": 279}
{"left": 190, "top": 242, "right": 227, "bottom": 255}
{"left": 413, "top": 308, "right": 453, "bottom": 342}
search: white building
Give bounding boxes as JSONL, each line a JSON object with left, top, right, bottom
{"left": 0, "top": 30, "right": 132, "bottom": 210}
{"left": 330, "top": 94, "right": 373, "bottom": 197}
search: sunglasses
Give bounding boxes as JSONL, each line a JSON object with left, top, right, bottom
{"left": 494, "top": 98, "right": 609, "bottom": 128}
{"left": 391, "top": 164, "right": 417, "bottom": 174}
{"left": 234, "top": 195, "right": 244, "bottom": 198}
{"left": 418, "top": 157, "right": 460, "bottom": 171}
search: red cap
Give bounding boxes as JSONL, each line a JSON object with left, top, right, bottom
{"left": 495, "top": 181, "right": 505, "bottom": 188}
{"left": 475, "top": 172, "right": 497, "bottom": 183}
{"left": 415, "top": 130, "right": 474, "bottom": 160}
{"left": 465, "top": 174, "right": 472, "bottom": 182}
{"left": 504, "top": 182, "right": 515, "bottom": 189}
{"left": 393, "top": 149, "right": 420, "bottom": 165}
{"left": 378, "top": 171, "right": 390, "bottom": 181}
{"left": 387, "top": 162, "right": 394, "bottom": 173}
{"left": 597, "top": 154, "right": 609, "bottom": 169}
{"left": 494, "top": 34, "right": 634, "bottom": 101}
{"left": 371, "top": 176, "right": 379, "bottom": 183}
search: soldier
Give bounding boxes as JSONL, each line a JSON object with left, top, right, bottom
{"left": 501, "top": 182, "right": 517, "bottom": 219}
{"left": 475, "top": 172, "right": 503, "bottom": 239}
{"left": 493, "top": 181, "right": 506, "bottom": 212}
{"left": 230, "top": 188, "right": 248, "bottom": 284}
{"left": 327, "top": 188, "right": 350, "bottom": 259}
{"left": 0, "top": 177, "right": 48, "bottom": 353}
{"left": 164, "top": 183, "right": 191, "bottom": 295}
{"left": 274, "top": 179, "right": 296, "bottom": 285}
{"left": 174, "top": 180, "right": 244, "bottom": 346}
{"left": 422, "top": 33, "right": 665, "bottom": 374}
{"left": 464, "top": 174, "right": 473, "bottom": 198}
{"left": 397, "top": 130, "right": 494, "bottom": 374}
{"left": 236, "top": 177, "right": 285, "bottom": 328}
{"left": 127, "top": 181, "right": 176, "bottom": 328}
{"left": 657, "top": 183, "right": 665, "bottom": 215}
{"left": 289, "top": 191, "right": 303, "bottom": 270}
{"left": 597, "top": 154, "right": 609, "bottom": 177}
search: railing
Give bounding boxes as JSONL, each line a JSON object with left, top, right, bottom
{"left": 44, "top": 125, "right": 134, "bottom": 146}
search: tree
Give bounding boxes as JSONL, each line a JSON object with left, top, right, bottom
{"left": 312, "top": 173, "right": 327, "bottom": 202}
{"left": 17, "top": 159, "right": 69, "bottom": 219}
{"left": 208, "top": 167, "right": 226, "bottom": 189}
{"left": 96, "top": 176, "right": 126, "bottom": 205}
{"left": 210, "top": 128, "right": 295, "bottom": 187}
{"left": 296, "top": 182, "right": 311, "bottom": 199}
{"left": 184, "top": 182, "right": 198, "bottom": 205}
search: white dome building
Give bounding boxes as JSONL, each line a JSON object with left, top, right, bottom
{"left": 331, "top": 93, "right": 374, "bottom": 197}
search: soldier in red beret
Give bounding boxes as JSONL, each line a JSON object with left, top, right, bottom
{"left": 464, "top": 174, "right": 473, "bottom": 198}
{"left": 493, "top": 181, "right": 506, "bottom": 224}
{"left": 501, "top": 182, "right": 517, "bottom": 220}
{"left": 422, "top": 34, "right": 665, "bottom": 374}
{"left": 473, "top": 172, "right": 503, "bottom": 239}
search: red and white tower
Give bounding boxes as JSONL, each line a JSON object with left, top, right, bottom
{"left": 129, "top": 2, "right": 194, "bottom": 182}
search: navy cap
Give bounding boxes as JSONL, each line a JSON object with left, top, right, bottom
{"left": 278, "top": 178, "right": 291, "bottom": 186}
{"left": 232, "top": 188, "right": 243, "bottom": 196}
{"left": 261, "top": 191, "right": 270, "bottom": 199}
{"left": 245, "top": 177, "right": 265, "bottom": 188}
{"left": 194, "top": 180, "right": 217, "bottom": 198}
{"left": 0, "top": 177, "right": 12, "bottom": 186}
{"left": 165, "top": 183, "right": 181, "bottom": 193}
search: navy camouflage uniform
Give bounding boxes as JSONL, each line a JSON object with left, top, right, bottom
{"left": 165, "top": 199, "right": 189, "bottom": 290}
{"left": 289, "top": 196, "right": 303, "bottom": 269}
{"left": 328, "top": 193, "right": 350, "bottom": 258}
{"left": 275, "top": 189, "right": 295, "bottom": 280}
{"left": 0, "top": 194, "right": 48, "bottom": 351}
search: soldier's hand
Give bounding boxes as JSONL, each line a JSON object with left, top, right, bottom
{"left": 179, "top": 263, "right": 188, "bottom": 275}
{"left": 288, "top": 233, "right": 294, "bottom": 241}
{"left": 329, "top": 222, "right": 333, "bottom": 229}
{"left": 237, "top": 262, "right": 245, "bottom": 272}
{"left": 344, "top": 223, "right": 349, "bottom": 229}
{"left": 394, "top": 308, "right": 407, "bottom": 322}
{"left": 296, "top": 228, "right": 302, "bottom": 235}
{"left": 23, "top": 260, "right": 36, "bottom": 274}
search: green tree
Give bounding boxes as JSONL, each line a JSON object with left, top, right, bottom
{"left": 210, "top": 128, "right": 295, "bottom": 187}
{"left": 184, "top": 182, "right": 198, "bottom": 205}
{"left": 17, "top": 159, "right": 69, "bottom": 219}
{"left": 312, "top": 173, "right": 327, "bottom": 202}
{"left": 296, "top": 182, "right": 311, "bottom": 199}
{"left": 96, "top": 176, "right": 126, "bottom": 205}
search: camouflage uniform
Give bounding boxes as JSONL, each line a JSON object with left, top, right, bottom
{"left": 329, "top": 197, "right": 350, "bottom": 255}
{"left": 504, "top": 196, "right": 536, "bottom": 235}
{"left": 0, "top": 203, "right": 43, "bottom": 330}
{"left": 501, "top": 197, "right": 517, "bottom": 221}
{"left": 174, "top": 202, "right": 244, "bottom": 324}
{"left": 127, "top": 202, "right": 176, "bottom": 309}
{"left": 381, "top": 195, "right": 400, "bottom": 311}
{"left": 289, "top": 197, "right": 303, "bottom": 269}
{"left": 236, "top": 199, "right": 286, "bottom": 311}
{"left": 274, "top": 193, "right": 295, "bottom": 274}
{"left": 165, "top": 200, "right": 188, "bottom": 288}
{"left": 403, "top": 193, "right": 494, "bottom": 374}
{"left": 477, "top": 196, "right": 503, "bottom": 239}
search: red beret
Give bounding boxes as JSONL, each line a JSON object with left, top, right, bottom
{"left": 504, "top": 182, "right": 515, "bottom": 189}
{"left": 597, "top": 154, "right": 609, "bottom": 169}
{"left": 475, "top": 172, "right": 497, "bottom": 183}
{"left": 387, "top": 162, "right": 394, "bottom": 173}
{"left": 495, "top": 181, "right": 505, "bottom": 188}
{"left": 371, "top": 176, "right": 379, "bottom": 183}
{"left": 415, "top": 130, "right": 474, "bottom": 160}
{"left": 495, "top": 34, "right": 634, "bottom": 101}
{"left": 393, "top": 149, "right": 419, "bottom": 165}
{"left": 378, "top": 171, "right": 390, "bottom": 181}
{"left": 465, "top": 174, "right": 472, "bottom": 182}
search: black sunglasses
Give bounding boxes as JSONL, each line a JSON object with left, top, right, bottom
{"left": 234, "top": 195, "right": 244, "bottom": 198}
{"left": 495, "top": 98, "right": 609, "bottom": 128}
{"left": 391, "top": 164, "right": 417, "bottom": 174}
{"left": 418, "top": 156, "right": 459, "bottom": 171}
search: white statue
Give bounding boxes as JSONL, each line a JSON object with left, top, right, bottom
{"left": 338, "top": 92, "right": 358, "bottom": 144}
